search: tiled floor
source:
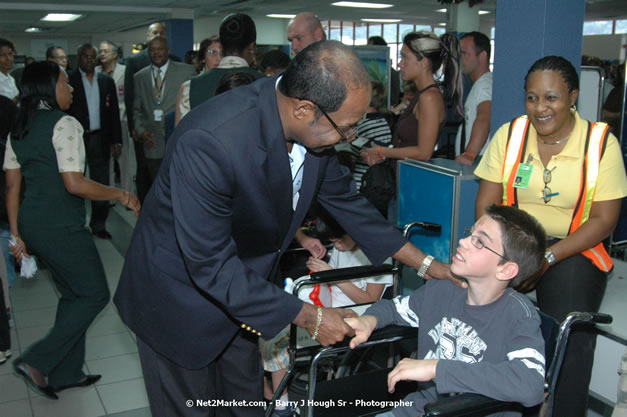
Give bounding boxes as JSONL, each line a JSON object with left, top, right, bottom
{"left": 0, "top": 203, "right": 151, "bottom": 417}
{"left": 0, "top": 200, "right": 621, "bottom": 416}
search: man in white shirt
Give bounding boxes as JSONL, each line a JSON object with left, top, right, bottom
{"left": 67, "top": 44, "right": 122, "bottom": 239}
{"left": 96, "top": 41, "right": 134, "bottom": 194}
{"left": 0, "top": 38, "right": 18, "bottom": 101}
{"left": 455, "top": 31, "right": 493, "bottom": 166}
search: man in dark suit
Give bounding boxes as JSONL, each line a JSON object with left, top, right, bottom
{"left": 67, "top": 44, "right": 122, "bottom": 239}
{"left": 132, "top": 36, "right": 195, "bottom": 190}
{"left": 114, "top": 40, "right": 460, "bottom": 417}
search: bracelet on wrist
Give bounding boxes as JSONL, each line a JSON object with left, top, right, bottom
{"left": 462, "top": 151, "right": 476, "bottom": 161}
{"left": 377, "top": 147, "right": 384, "bottom": 161}
{"left": 312, "top": 306, "right": 323, "bottom": 341}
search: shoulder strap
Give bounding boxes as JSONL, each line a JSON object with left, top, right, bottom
{"left": 502, "top": 116, "right": 530, "bottom": 206}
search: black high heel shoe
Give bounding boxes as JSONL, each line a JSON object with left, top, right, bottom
{"left": 51, "top": 374, "right": 102, "bottom": 392}
{"left": 13, "top": 358, "right": 58, "bottom": 400}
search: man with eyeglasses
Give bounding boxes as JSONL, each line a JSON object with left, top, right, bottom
{"left": 46, "top": 46, "right": 68, "bottom": 70}
{"left": 115, "top": 40, "right": 464, "bottom": 417}
{"left": 96, "top": 41, "right": 134, "bottom": 196}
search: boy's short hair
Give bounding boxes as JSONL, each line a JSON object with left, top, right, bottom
{"left": 485, "top": 204, "right": 546, "bottom": 287}
{"left": 314, "top": 208, "right": 346, "bottom": 241}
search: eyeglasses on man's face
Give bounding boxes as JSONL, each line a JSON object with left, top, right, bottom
{"left": 463, "top": 228, "right": 508, "bottom": 260}
{"left": 298, "top": 98, "right": 359, "bottom": 143}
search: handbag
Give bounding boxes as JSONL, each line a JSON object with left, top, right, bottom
{"left": 359, "top": 159, "right": 395, "bottom": 217}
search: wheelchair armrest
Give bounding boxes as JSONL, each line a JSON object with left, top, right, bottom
{"left": 308, "top": 264, "right": 397, "bottom": 284}
{"left": 423, "top": 393, "right": 520, "bottom": 417}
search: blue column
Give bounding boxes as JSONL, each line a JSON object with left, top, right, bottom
{"left": 166, "top": 18, "right": 194, "bottom": 62}
{"left": 491, "top": 0, "right": 586, "bottom": 135}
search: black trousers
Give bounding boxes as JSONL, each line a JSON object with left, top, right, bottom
{"left": 0, "top": 282, "right": 9, "bottom": 351}
{"left": 84, "top": 132, "right": 110, "bottom": 233}
{"left": 137, "top": 330, "right": 264, "bottom": 417}
{"left": 132, "top": 139, "right": 151, "bottom": 204}
{"left": 536, "top": 250, "right": 607, "bottom": 417}
{"left": 145, "top": 158, "right": 163, "bottom": 193}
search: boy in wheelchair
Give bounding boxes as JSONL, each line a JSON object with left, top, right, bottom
{"left": 346, "top": 204, "right": 547, "bottom": 417}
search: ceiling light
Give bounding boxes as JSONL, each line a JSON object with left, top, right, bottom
{"left": 41, "top": 13, "right": 82, "bottom": 22}
{"left": 478, "top": 10, "right": 490, "bottom": 15}
{"left": 438, "top": 23, "right": 446, "bottom": 26}
{"left": 25, "top": 27, "right": 43, "bottom": 32}
{"left": 436, "top": 8, "right": 447, "bottom": 13}
{"left": 332, "top": 2, "right": 394, "bottom": 9}
{"left": 267, "top": 14, "right": 296, "bottom": 19}
{"left": 361, "top": 18, "right": 402, "bottom": 23}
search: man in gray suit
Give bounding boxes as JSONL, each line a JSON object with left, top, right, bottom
{"left": 133, "top": 36, "right": 195, "bottom": 187}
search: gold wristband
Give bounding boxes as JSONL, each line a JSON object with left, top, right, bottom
{"left": 312, "top": 306, "right": 323, "bottom": 341}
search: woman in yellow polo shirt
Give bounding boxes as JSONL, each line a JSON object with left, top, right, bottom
{"left": 475, "top": 55, "right": 627, "bottom": 417}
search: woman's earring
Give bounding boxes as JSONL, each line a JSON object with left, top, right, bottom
{"left": 571, "top": 103, "right": 577, "bottom": 112}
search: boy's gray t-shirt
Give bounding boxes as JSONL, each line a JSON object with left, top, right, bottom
{"left": 366, "top": 279, "right": 546, "bottom": 417}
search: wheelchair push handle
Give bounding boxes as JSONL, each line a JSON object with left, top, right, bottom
{"left": 587, "top": 312, "right": 613, "bottom": 324}
{"left": 564, "top": 311, "right": 613, "bottom": 325}
{"left": 401, "top": 221, "right": 442, "bottom": 238}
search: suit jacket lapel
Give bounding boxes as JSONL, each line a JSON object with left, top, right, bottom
{"left": 69, "top": 71, "right": 89, "bottom": 130}
{"left": 255, "top": 77, "right": 292, "bottom": 243}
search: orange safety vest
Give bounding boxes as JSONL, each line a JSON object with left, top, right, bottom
{"left": 501, "top": 116, "right": 613, "bottom": 272}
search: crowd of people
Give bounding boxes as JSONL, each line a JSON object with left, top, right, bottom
{"left": 0, "top": 8, "right": 626, "bottom": 417}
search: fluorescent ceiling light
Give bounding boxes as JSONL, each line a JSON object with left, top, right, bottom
{"left": 41, "top": 13, "right": 82, "bottom": 22}
{"left": 25, "top": 27, "right": 43, "bottom": 32}
{"left": 332, "top": 2, "right": 394, "bottom": 9}
{"left": 478, "top": 10, "right": 490, "bottom": 15}
{"left": 438, "top": 23, "right": 446, "bottom": 26}
{"left": 361, "top": 18, "right": 402, "bottom": 23}
{"left": 267, "top": 14, "right": 296, "bottom": 19}
{"left": 436, "top": 8, "right": 447, "bottom": 13}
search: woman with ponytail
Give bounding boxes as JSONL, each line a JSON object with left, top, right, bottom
{"left": 4, "top": 61, "right": 140, "bottom": 399}
{"left": 361, "top": 31, "right": 463, "bottom": 165}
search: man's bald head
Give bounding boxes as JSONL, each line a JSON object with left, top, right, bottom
{"left": 147, "top": 23, "right": 166, "bottom": 42}
{"left": 287, "top": 12, "right": 326, "bottom": 55}
{"left": 279, "top": 40, "right": 370, "bottom": 116}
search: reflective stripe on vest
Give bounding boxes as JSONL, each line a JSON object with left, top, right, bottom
{"left": 502, "top": 116, "right": 612, "bottom": 272}
{"left": 502, "top": 116, "right": 530, "bottom": 206}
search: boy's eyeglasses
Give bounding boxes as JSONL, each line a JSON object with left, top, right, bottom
{"left": 463, "top": 228, "right": 508, "bottom": 260}
{"left": 296, "top": 98, "right": 359, "bottom": 143}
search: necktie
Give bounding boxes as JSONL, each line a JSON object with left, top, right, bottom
{"left": 154, "top": 68, "right": 162, "bottom": 100}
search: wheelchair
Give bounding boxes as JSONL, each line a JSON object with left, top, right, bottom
{"left": 422, "top": 311, "right": 613, "bottom": 417}
{"left": 265, "top": 222, "right": 441, "bottom": 417}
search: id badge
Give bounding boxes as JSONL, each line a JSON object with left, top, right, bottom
{"left": 153, "top": 109, "right": 163, "bottom": 122}
{"left": 513, "top": 163, "right": 533, "bottom": 189}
